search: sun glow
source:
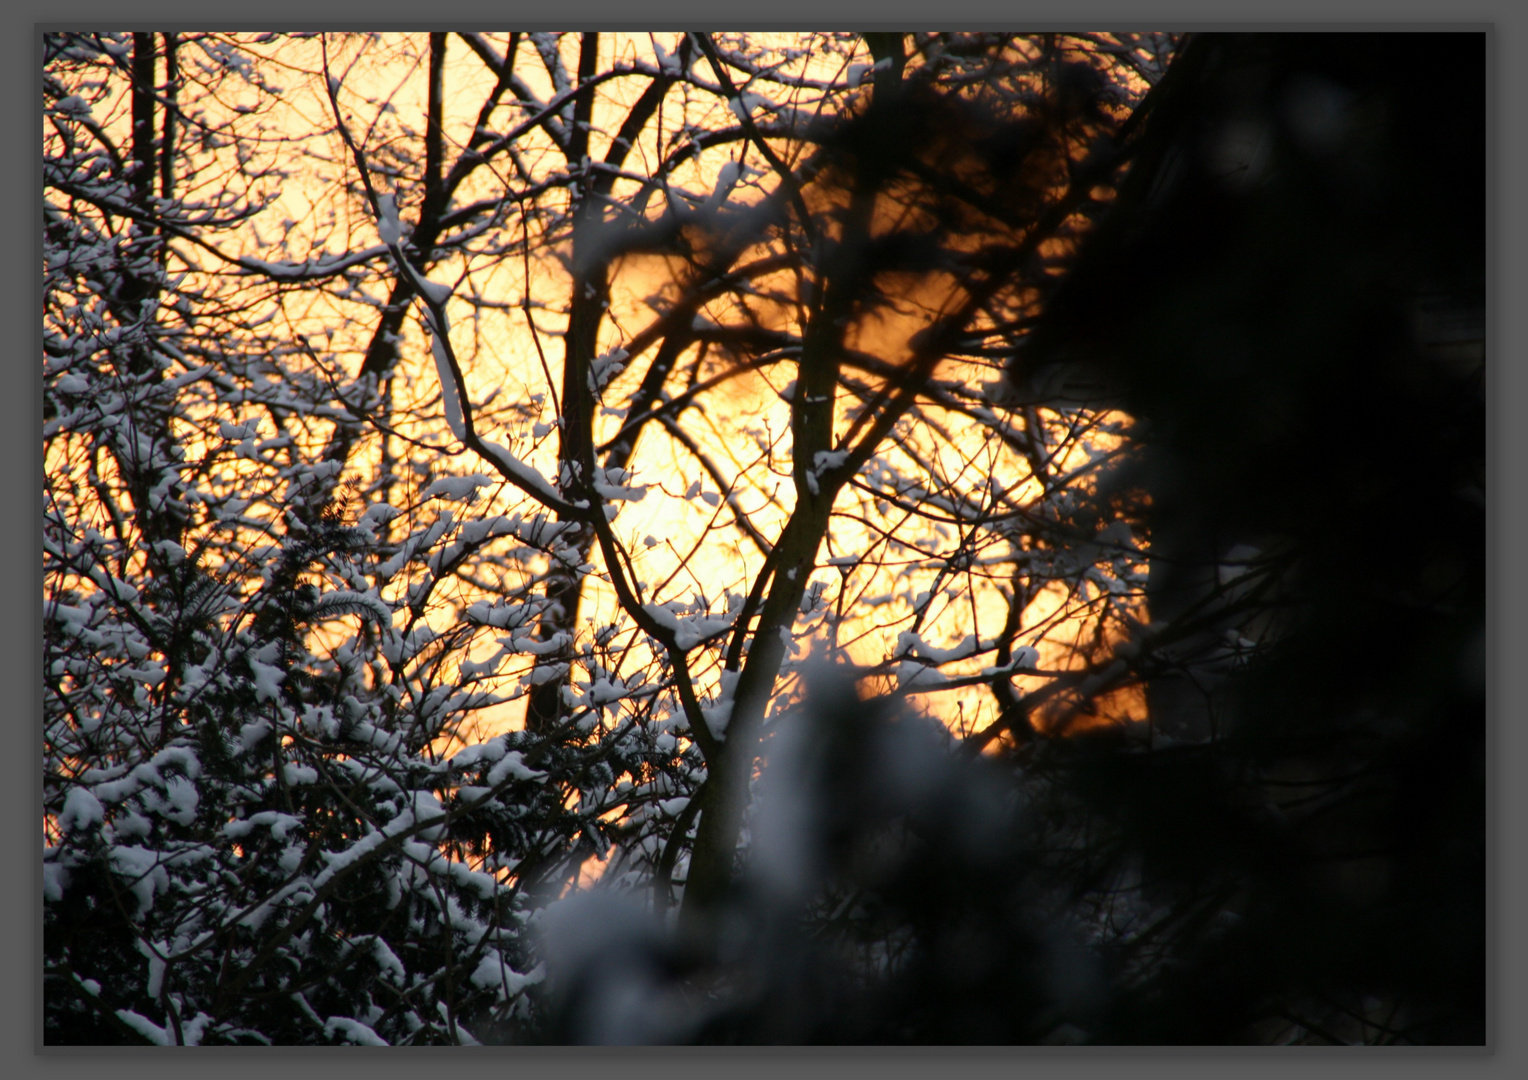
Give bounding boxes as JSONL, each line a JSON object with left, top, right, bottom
{"left": 46, "top": 28, "right": 1156, "bottom": 925}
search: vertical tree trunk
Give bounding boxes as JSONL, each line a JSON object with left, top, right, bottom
{"left": 525, "top": 33, "right": 604, "bottom": 734}
{"left": 423, "top": 33, "right": 446, "bottom": 220}
{"left": 159, "top": 33, "right": 177, "bottom": 210}
{"left": 113, "top": 32, "right": 186, "bottom": 551}
{"left": 680, "top": 70, "right": 892, "bottom": 922}
{"left": 131, "top": 33, "right": 156, "bottom": 210}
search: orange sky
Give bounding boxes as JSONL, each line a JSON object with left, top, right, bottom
{"left": 50, "top": 33, "right": 1152, "bottom": 764}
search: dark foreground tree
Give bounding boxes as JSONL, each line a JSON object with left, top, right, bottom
{"left": 1014, "top": 32, "right": 1485, "bottom": 1043}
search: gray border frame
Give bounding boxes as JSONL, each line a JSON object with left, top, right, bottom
{"left": 14, "top": 3, "right": 1522, "bottom": 1078}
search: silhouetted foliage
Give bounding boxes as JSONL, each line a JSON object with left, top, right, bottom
{"left": 1014, "top": 31, "right": 1485, "bottom": 1043}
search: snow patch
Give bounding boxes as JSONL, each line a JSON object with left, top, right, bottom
{"left": 422, "top": 473, "right": 493, "bottom": 502}
{"left": 324, "top": 1016, "right": 389, "bottom": 1046}
{"left": 59, "top": 787, "right": 105, "bottom": 833}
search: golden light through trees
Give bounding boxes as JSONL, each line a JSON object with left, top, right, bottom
{"left": 45, "top": 30, "right": 1485, "bottom": 1046}
{"left": 101, "top": 31, "right": 1148, "bottom": 743}
{"left": 45, "top": 31, "right": 1172, "bottom": 1043}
